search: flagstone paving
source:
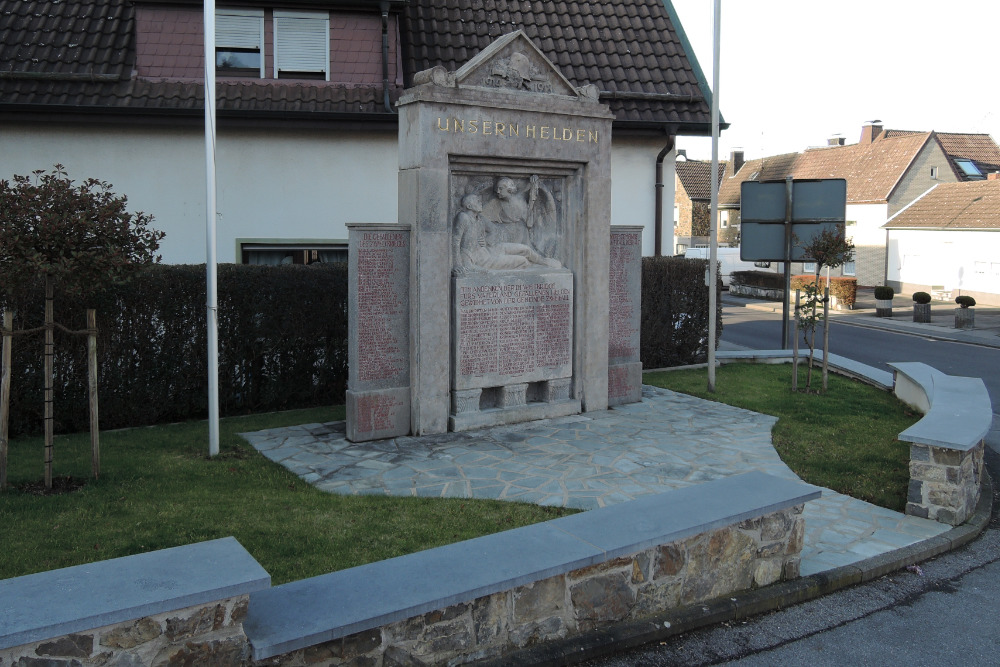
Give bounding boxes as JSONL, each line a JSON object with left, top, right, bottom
{"left": 241, "top": 386, "right": 948, "bottom": 576}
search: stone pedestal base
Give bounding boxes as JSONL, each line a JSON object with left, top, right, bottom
{"left": 913, "top": 303, "right": 931, "bottom": 323}
{"left": 608, "top": 362, "right": 642, "bottom": 407}
{"left": 346, "top": 387, "right": 411, "bottom": 442}
{"left": 875, "top": 299, "right": 893, "bottom": 318}
{"left": 955, "top": 308, "right": 975, "bottom": 330}
{"left": 906, "top": 440, "right": 984, "bottom": 525}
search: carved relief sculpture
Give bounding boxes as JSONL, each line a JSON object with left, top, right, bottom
{"left": 452, "top": 176, "right": 563, "bottom": 274}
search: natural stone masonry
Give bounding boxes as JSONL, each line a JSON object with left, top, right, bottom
{"left": 889, "top": 361, "right": 991, "bottom": 526}
{"left": 244, "top": 472, "right": 817, "bottom": 664}
{"left": 0, "top": 538, "right": 269, "bottom": 666}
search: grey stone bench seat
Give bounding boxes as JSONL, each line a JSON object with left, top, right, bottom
{"left": 0, "top": 536, "right": 270, "bottom": 651}
{"left": 715, "top": 350, "right": 894, "bottom": 389}
{"left": 888, "top": 361, "right": 992, "bottom": 451}
{"left": 243, "top": 471, "right": 820, "bottom": 660}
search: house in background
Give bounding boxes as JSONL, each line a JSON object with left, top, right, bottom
{"left": 0, "top": 0, "right": 720, "bottom": 264}
{"left": 885, "top": 177, "right": 1000, "bottom": 305}
{"left": 673, "top": 154, "right": 728, "bottom": 253}
{"left": 717, "top": 122, "right": 1000, "bottom": 286}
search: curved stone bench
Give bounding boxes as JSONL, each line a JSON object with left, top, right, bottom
{"left": 888, "top": 362, "right": 991, "bottom": 525}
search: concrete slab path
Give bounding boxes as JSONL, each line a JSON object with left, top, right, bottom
{"left": 242, "top": 386, "right": 948, "bottom": 577}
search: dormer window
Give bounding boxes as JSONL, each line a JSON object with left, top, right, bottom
{"left": 954, "top": 158, "right": 984, "bottom": 179}
{"left": 216, "top": 10, "right": 264, "bottom": 77}
{"left": 274, "top": 11, "right": 330, "bottom": 80}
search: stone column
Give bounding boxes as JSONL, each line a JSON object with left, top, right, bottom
{"left": 608, "top": 226, "right": 643, "bottom": 406}
{"left": 346, "top": 224, "right": 411, "bottom": 442}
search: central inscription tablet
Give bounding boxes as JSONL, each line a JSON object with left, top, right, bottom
{"left": 453, "top": 269, "right": 573, "bottom": 390}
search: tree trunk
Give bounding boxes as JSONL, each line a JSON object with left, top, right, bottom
{"left": 44, "top": 274, "right": 54, "bottom": 489}
{"left": 822, "top": 285, "right": 830, "bottom": 392}
{"left": 87, "top": 309, "right": 100, "bottom": 480}
{"left": 1, "top": 309, "right": 11, "bottom": 489}
{"left": 792, "top": 290, "right": 800, "bottom": 392}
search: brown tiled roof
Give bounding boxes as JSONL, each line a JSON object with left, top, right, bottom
{"left": 676, "top": 159, "right": 725, "bottom": 201}
{"left": 884, "top": 180, "right": 1000, "bottom": 230}
{"left": 934, "top": 133, "right": 1000, "bottom": 180}
{"left": 0, "top": 0, "right": 133, "bottom": 80}
{"left": 717, "top": 153, "right": 799, "bottom": 207}
{"left": 717, "top": 133, "right": 936, "bottom": 207}
{"left": 400, "top": 0, "right": 713, "bottom": 129}
{"left": 1, "top": 0, "right": 715, "bottom": 132}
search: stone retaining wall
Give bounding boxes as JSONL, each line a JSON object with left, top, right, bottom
{"left": 257, "top": 506, "right": 804, "bottom": 666}
{"left": 0, "top": 596, "right": 251, "bottom": 666}
{"left": 907, "top": 441, "right": 985, "bottom": 525}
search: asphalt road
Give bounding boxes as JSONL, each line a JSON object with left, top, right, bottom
{"left": 583, "top": 306, "right": 1000, "bottom": 667}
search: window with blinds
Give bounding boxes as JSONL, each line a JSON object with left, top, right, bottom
{"left": 273, "top": 11, "right": 330, "bottom": 80}
{"left": 216, "top": 10, "right": 264, "bottom": 77}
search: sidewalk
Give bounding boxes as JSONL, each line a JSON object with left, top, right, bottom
{"left": 724, "top": 287, "right": 1000, "bottom": 349}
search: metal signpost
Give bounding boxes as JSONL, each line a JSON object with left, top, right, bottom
{"left": 740, "top": 178, "right": 847, "bottom": 348}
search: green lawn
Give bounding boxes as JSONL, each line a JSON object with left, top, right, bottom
{"left": 645, "top": 363, "right": 920, "bottom": 511}
{"left": 0, "top": 406, "right": 572, "bottom": 585}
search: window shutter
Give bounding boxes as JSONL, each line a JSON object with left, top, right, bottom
{"left": 216, "top": 12, "right": 262, "bottom": 50}
{"left": 274, "top": 13, "right": 329, "bottom": 77}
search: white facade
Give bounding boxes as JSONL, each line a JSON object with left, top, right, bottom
{"left": 887, "top": 229, "right": 1000, "bottom": 305}
{"left": 2, "top": 122, "right": 676, "bottom": 263}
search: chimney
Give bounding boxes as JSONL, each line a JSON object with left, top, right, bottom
{"left": 676, "top": 149, "right": 687, "bottom": 161}
{"left": 988, "top": 172, "right": 1000, "bottom": 181}
{"left": 828, "top": 136, "right": 845, "bottom": 147}
{"left": 860, "top": 120, "right": 883, "bottom": 144}
{"left": 730, "top": 149, "right": 744, "bottom": 175}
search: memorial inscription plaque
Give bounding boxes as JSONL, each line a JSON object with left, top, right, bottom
{"left": 608, "top": 226, "right": 642, "bottom": 406}
{"left": 346, "top": 224, "right": 411, "bottom": 442}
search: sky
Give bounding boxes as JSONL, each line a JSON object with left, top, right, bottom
{"left": 668, "top": 0, "right": 1000, "bottom": 162}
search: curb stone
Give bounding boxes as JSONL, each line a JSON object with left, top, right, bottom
{"left": 476, "top": 471, "right": 994, "bottom": 666}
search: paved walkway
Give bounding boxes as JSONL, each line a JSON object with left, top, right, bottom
{"left": 242, "top": 386, "right": 948, "bottom": 577}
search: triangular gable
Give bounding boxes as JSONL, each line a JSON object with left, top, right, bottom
{"left": 453, "top": 30, "right": 580, "bottom": 98}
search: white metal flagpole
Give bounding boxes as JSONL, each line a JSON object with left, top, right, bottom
{"left": 707, "top": 0, "right": 721, "bottom": 392}
{"left": 204, "top": 0, "right": 220, "bottom": 456}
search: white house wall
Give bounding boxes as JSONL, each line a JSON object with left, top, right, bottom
{"left": 2, "top": 122, "right": 672, "bottom": 262}
{"left": 610, "top": 136, "right": 675, "bottom": 257}
{"left": 887, "top": 229, "right": 1000, "bottom": 305}
{"left": 846, "top": 202, "right": 889, "bottom": 286}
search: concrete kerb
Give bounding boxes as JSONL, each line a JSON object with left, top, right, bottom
{"left": 483, "top": 471, "right": 993, "bottom": 666}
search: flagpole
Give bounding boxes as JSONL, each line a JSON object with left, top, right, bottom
{"left": 204, "top": 0, "right": 220, "bottom": 456}
{"left": 707, "top": 0, "right": 721, "bottom": 392}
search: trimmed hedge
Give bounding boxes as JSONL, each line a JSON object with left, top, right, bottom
{"left": 731, "top": 270, "right": 784, "bottom": 290}
{"left": 2, "top": 259, "right": 718, "bottom": 436}
{"left": 790, "top": 274, "right": 858, "bottom": 308}
{"left": 1, "top": 264, "right": 348, "bottom": 437}
{"left": 641, "top": 256, "right": 722, "bottom": 369}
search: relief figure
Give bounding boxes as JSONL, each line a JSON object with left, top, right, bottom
{"left": 480, "top": 175, "right": 560, "bottom": 258}
{"left": 453, "top": 193, "right": 561, "bottom": 274}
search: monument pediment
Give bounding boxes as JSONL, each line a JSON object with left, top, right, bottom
{"left": 453, "top": 31, "right": 586, "bottom": 99}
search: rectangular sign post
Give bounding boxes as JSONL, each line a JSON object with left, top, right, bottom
{"left": 740, "top": 178, "right": 847, "bottom": 349}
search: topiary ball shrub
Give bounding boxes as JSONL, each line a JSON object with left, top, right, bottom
{"left": 873, "top": 286, "right": 895, "bottom": 300}
{"left": 912, "top": 291, "right": 932, "bottom": 304}
{"left": 955, "top": 295, "right": 976, "bottom": 308}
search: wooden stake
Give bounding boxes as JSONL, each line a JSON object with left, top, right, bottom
{"left": 1, "top": 310, "right": 11, "bottom": 489}
{"left": 44, "top": 275, "right": 54, "bottom": 490}
{"left": 822, "top": 286, "right": 830, "bottom": 392}
{"left": 87, "top": 309, "right": 100, "bottom": 480}
{"left": 792, "top": 290, "right": 800, "bottom": 392}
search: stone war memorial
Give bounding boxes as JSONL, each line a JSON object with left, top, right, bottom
{"left": 347, "top": 31, "right": 641, "bottom": 442}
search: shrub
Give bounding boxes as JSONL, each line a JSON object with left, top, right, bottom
{"left": 641, "top": 256, "right": 722, "bottom": 369}
{"left": 955, "top": 295, "right": 976, "bottom": 308}
{"left": 912, "top": 291, "right": 932, "bottom": 304}
{"left": 1, "top": 264, "right": 349, "bottom": 437}
{"left": 790, "top": 275, "right": 857, "bottom": 308}
{"left": 731, "top": 270, "right": 784, "bottom": 290}
{"left": 873, "top": 286, "right": 895, "bottom": 300}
